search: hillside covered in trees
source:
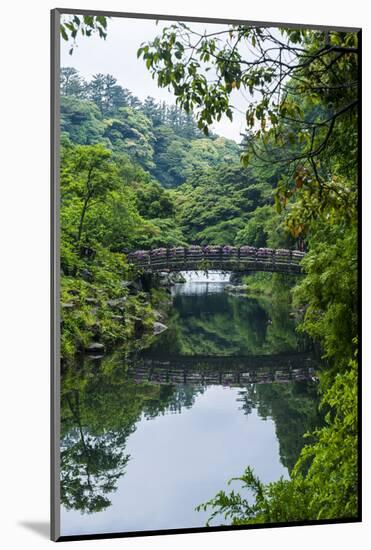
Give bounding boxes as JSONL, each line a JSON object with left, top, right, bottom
{"left": 60, "top": 67, "right": 297, "bottom": 361}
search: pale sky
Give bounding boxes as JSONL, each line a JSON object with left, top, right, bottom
{"left": 60, "top": 15, "right": 253, "bottom": 143}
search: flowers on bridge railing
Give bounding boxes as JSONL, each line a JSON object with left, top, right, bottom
{"left": 150, "top": 248, "right": 167, "bottom": 262}
{"left": 275, "top": 248, "right": 291, "bottom": 258}
{"left": 222, "top": 245, "right": 238, "bottom": 258}
{"left": 256, "top": 247, "right": 274, "bottom": 258}
{"left": 203, "top": 245, "right": 222, "bottom": 256}
{"left": 240, "top": 246, "right": 257, "bottom": 257}
{"left": 187, "top": 245, "right": 203, "bottom": 258}
{"left": 168, "top": 247, "right": 185, "bottom": 259}
{"left": 292, "top": 250, "right": 305, "bottom": 260}
{"left": 128, "top": 250, "right": 150, "bottom": 263}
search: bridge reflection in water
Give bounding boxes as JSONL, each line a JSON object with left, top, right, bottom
{"left": 128, "top": 352, "right": 317, "bottom": 387}
{"left": 128, "top": 245, "right": 306, "bottom": 274}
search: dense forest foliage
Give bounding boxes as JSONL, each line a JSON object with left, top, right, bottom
{"left": 60, "top": 67, "right": 240, "bottom": 186}
{"left": 60, "top": 17, "right": 359, "bottom": 526}
{"left": 60, "top": 67, "right": 294, "bottom": 361}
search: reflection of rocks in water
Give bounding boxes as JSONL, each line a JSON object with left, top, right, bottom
{"left": 224, "top": 284, "right": 247, "bottom": 295}
{"left": 85, "top": 342, "right": 105, "bottom": 358}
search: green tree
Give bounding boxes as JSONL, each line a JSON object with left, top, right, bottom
{"left": 104, "top": 107, "right": 155, "bottom": 170}
{"left": 60, "top": 96, "right": 106, "bottom": 145}
{"left": 61, "top": 144, "right": 119, "bottom": 245}
{"left": 60, "top": 67, "right": 86, "bottom": 98}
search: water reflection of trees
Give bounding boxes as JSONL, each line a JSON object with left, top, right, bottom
{"left": 60, "top": 285, "right": 318, "bottom": 514}
{"left": 60, "top": 353, "right": 203, "bottom": 514}
{"left": 237, "top": 381, "right": 322, "bottom": 472}
{"left": 149, "top": 291, "right": 306, "bottom": 357}
{"left": 61, "top": 406, "right": 131, "bottom": 514}
{"left": 143, "top": 383, "right": 205, "bottom": 418}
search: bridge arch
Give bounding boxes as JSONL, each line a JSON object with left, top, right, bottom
{"left": 128, "top": 245, "right": 305, "bottom": 275}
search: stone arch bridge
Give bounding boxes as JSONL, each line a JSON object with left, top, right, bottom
{"left": 128, "top": 245, "right": 305, "bottom": 274}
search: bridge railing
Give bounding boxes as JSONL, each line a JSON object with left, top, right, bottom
{"left": 127, "top": 245, "right": 305, "bottom": 273}
{"left": 128, "top": 357, "right": 316, "bottom": 386}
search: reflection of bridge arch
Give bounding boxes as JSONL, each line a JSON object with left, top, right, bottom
{"left": 128, "top": 352, "right": 317, "bottom": 387}
{"left": 128, "top": 246, "right": 305, "bottom": 274}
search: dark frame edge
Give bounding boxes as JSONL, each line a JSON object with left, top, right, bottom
{"left": 55, "top": 7, "right": 360, "bottom": 33}
{"left": 56, "top": 517, "right": 361, "bottom": 543}
{"left": 357, "top": 28, "right": 362, "bottom": 523}
{"left": 51, "top": 7, "right": 61, "bottom": 543}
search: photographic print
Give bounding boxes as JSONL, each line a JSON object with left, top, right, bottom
{"left": 51, "top": 9, "right": 361, "bottom": 541}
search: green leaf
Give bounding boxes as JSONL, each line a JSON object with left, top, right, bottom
{"left": 96, "top": 15, "right": 107, "bottom": 29}
{"left": 60, "top": 25, "right": 68, "bottom": 41}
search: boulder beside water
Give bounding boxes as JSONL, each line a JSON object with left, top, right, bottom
{"left": 153, "top": 322, "right": 168, "bottom": 335}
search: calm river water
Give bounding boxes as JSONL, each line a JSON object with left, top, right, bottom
{"left": 60, "top": 271, "right": 320, "bottom": 536}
